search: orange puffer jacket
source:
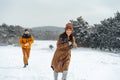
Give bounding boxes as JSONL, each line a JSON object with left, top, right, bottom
{"left": 19, "top": 35, "right": 34, "bottom": 49}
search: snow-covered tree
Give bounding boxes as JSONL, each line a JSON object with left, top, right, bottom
{"left": 70, "top": 16, "right": 90, "bottom": 47}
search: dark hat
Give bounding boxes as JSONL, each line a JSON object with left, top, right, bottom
{"left": 24, "top": 29, "right": 29, "bottom": 32}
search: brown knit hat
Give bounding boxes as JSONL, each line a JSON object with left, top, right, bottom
{"left": 65, "top": 23, "right": 73, "bottom": 31}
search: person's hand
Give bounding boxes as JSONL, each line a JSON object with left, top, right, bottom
{"left": 24, "top": 43, "right": 29, "bottom": 46}
{"left": 73, "top": 43, "right": 77, "bottom": 48}
{"left": 69, "top": 41, "right": 72, "bottom": 45}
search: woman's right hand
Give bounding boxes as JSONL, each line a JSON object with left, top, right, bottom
{"left": 69, "top": 41, "right": 72, "bottom": 45}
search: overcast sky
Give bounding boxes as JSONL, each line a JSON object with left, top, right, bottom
{"left": 0, "top": 0, "right": 120, "bottom": 27}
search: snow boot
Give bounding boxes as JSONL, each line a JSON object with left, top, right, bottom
{"left": 62, "top": 71, "right": 68, "bottom": 80}
{"left": 54, "top": 71, "right": 58, "bottom": 80}
{"left": 23, "top": 64, "right": 27, "bottom": 68}
{"left": 26, "top": 63, "right": 28, "bottom": 65}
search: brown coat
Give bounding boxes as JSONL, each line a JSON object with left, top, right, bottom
{"left": 51, "top": 34, "right": 74, "bottom": 72}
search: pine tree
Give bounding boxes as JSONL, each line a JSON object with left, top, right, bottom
{"left": 70, "top": 16, "right": 90, "bottom": 47}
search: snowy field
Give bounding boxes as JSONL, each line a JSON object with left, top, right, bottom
{"left": 0, "top": 40, "right": 120, "bottom": 80}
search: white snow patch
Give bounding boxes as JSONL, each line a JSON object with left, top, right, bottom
{"left": 0, "top": 40, "right": 120, "bottom": 80}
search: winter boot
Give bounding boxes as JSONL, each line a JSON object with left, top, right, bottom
{"left": 26, "top": 63, "right": 28, "bottom": 65}
{"left": 23, "top": 64, "right": 27, "bottom": 68}
{"left": 62, "top": 71, "right": 68, "bottom": 80}
{"left": 54, "top": 71, "right": 58, "bottom": 80}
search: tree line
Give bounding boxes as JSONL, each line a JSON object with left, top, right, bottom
{"left": 71, "top": 11, "right": 120, "bottom": 52}
{"left": 1, "top": 11, "right": 120, "bottom": 52}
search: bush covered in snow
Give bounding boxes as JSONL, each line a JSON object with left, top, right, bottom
{"left": 71, "top": 11, "right": 120, "bottom": 52}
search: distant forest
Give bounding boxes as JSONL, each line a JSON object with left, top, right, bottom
{"left": 0, "top": 24, "right": 63, "bottom": 45}
{"left": 0, "top": 11, "right": 120, "bottom": 52}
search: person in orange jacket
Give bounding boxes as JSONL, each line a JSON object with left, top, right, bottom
{"left": 19, "top": 29, "right": 34, "bottom": 68}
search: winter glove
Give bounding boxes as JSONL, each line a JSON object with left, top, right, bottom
{"left": 51, "top": 66, "right": 54, "bottom": 70}
{"left": 69, "top": 44, "right": 73, "bottom": 49}
{"left": 61, "top": 38, "right": 68, "bottom": 44}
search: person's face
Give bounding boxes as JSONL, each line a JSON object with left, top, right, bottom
{"left": 66, "top": 29, "right": 72, "bottom": 36}
{"left": 24, "top": 31, "right": 29, "bottom": 34}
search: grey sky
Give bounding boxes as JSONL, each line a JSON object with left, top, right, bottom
{"left": 0, "top": 0, "right": 120, "bottom": 27}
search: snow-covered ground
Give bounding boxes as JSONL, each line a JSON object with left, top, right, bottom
{"left": 0, "top": 40, "right": 120, "bottom": 80}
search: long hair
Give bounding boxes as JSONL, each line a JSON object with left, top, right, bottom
{"left": 60, "top": 32, "right": 74, "bottom": 42}
{"left": 60, "top": 23, "right": 74, "bottom": 42}
{"left": 65, "top": 23, "right": 74, "bottom": 42}
{"left": 60, "top": 32, "right": 74, "bottom": 43}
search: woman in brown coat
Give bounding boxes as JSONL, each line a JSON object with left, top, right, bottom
{"left": 51, "top": 23, "right": 77, "bottom": 80}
